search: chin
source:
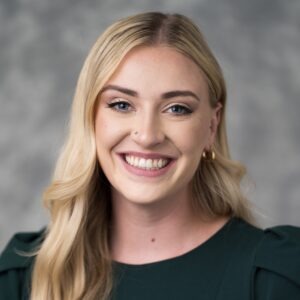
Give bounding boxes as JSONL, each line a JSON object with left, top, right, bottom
{"left": 126, "top": 194, "right": 164, "bottom": 205}
{"left": 113, "top": 186, "right": 170, "bottom": 206}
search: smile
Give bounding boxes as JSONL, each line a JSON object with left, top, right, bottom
{"left": 125, "top": 155, "right": 170, "bottom": 170}
{"left": 118, "top": 152, "right": 176, "bottom": 178}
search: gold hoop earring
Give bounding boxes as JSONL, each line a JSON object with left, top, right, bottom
{"left": 202, "top": 149, "right": 216, "bottom": 161}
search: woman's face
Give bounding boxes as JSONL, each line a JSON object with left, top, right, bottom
{"left": 95, "top": 46, "right": 221, "bottom": 206}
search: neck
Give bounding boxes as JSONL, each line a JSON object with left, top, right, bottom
{"left": 109, "top": 190, "right": 229, "bottom": 264}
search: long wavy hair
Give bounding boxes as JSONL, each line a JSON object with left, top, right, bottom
{"left": 30, "top": 12, "right": 254, "bottom": 299}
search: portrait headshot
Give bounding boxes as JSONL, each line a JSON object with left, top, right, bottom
{"left": 0, "top": 1, "right": 299, "bottom": 300}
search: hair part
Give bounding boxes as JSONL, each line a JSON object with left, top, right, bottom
{"left": 30, "top": 12, "right": 254, "bottom": 299}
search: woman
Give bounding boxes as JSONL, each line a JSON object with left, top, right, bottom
{"left": 0, "top": 12, "right": 299, "bottom": 300}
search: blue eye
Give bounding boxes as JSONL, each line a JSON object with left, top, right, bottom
{"left": 167, "top": 105, "right": 192, "bottom": 115}
{"left": 107, "top": 101, "right": 132, "bottom": 112}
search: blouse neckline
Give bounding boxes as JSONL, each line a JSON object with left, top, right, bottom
{"left": 113, "top": 216, "right": 237, "bottom": 269}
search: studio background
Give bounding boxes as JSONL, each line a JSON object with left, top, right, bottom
{"left": 1, "top": 0, "right": 299, "bottom": 250}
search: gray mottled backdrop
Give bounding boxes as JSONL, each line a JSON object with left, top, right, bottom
{"left": 1, "top": 0, "right": 299, "bottom": 250}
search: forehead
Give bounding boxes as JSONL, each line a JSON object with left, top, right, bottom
{"left": 105, "top": 46, "right": 209, "bottom": 97}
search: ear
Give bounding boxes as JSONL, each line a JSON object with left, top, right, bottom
{"left": 206, "top": 102, "right": 222, "bottom": 149}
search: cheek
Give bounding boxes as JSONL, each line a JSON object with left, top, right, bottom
{"left": 95, "top": 112, "right": 125, "bottom": 153}
{"left": 170, "top": 119, "right": 210, "bottom": 156}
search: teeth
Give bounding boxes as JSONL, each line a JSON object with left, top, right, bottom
{"left": 125, "top": 155, "right": 169, "bottom": 170}
{"left": 146, "top": 159, "right": 152, "bottom": 169}
{"left": 138, "top": 158, "right": 146, "bottom": 168}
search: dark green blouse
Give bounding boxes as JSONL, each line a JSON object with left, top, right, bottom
{"left": 1, "top": 218, "right": 300, "bottom": 299}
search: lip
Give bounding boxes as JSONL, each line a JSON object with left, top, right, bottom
{"left": 117, "top": 153, "right": 176, "bottom": 178}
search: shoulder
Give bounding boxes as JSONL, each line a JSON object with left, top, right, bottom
{"left": 0, "top": 228, "right": 45, "bottom": 299}
{"left": 227, "top": 218, "right": 300, "bottom": 265}
{"left": 0, "top": 228, "right": 45, "bottom": 271}
{"left": 252, "top": 224, "right": 300, "bottom": 299}
{"left": 220, "top": 218, "right": 300, "bottom": 299}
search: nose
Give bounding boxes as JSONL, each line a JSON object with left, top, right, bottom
{"left": 131, "top": 111, "right": 165, "bottom": 148}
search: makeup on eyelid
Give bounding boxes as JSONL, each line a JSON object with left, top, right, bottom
{"left": 106, "top": 100, "right": 194, "bottom": 115}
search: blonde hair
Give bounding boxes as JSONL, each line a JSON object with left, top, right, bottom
{"left": 30, "top": 12, "right": 254, "bottom": 299}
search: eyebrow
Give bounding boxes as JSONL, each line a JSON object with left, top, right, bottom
{"left": 162, "top": 90, "right": 200, "bottom": 102}
{"left": 101, "top": 85, "right": 138, "bottom": 97}
{"left": 100, "top": 84, "right": 201, "bottom": 102}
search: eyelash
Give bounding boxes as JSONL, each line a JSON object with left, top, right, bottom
{"left": 106, "top": 101, "right": 193, "bottom": 115}
{"left": 107, "top": 101, "right": 132, "bottom": 112}
{"left": 167, "top": 105, "right": 192, "bottom": 115}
